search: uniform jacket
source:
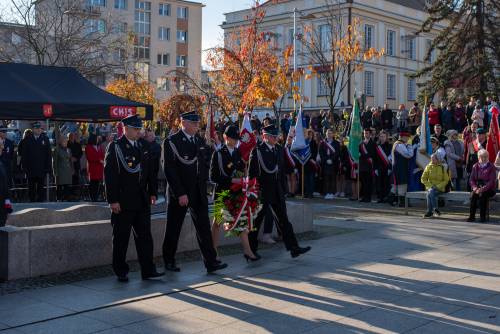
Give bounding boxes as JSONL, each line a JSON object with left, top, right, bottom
{"left": 375, "top": 142, "right": 392, "bottom": 172}
{"left": 421, "top": 162, "right": 450, "bottom": 192}
{"left": 104, "top": 136, "right": 157, "bottom": 211}
{"left": 358, "top": 139, "right": 376, "bottom": 173}
{"left": 162, "top": 130, "right": 211, "bottom": 201}
{"left": 52, "top": 146, "right": 73, "bottom": 185}
{"left": 248, "top": 141, "right": 286, "bottom": 204}
{"left": 319, "top": 139, "right": 340, "bottom": 175}
{"left": 0, "top": 138, "right": 14, "bottom": 170}
{"left": 21, "top": 134, "right": 52, "bottom": 178}
{"left": 209, "top": 145, "right": 245, "bottom": 194}
{"left": 85, "top": 144, "right": 105, "bottom": 181}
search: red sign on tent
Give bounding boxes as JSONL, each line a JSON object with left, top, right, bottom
{"left": 43, "top": 104, "right": 53, "bottom": 118}
{"left": 109, "top": 106, "right": 137, "bottom": 119}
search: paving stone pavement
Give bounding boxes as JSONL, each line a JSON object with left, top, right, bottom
{"left": 2, "top": 201, "right": 500, "bottom": 333}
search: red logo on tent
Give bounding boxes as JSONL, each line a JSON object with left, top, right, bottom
{"left": 110, "top": 106, "right": 137, "bottom": 119}
{"left": 43, "top": 104, "right": 53, "bottom": 118}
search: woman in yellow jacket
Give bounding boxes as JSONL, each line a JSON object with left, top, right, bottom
{"left": 421, "top": 153, "right": 451, "bottom": 218}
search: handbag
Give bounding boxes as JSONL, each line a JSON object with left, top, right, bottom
{"left": 441, "top": 165, "right": 452, "bottom": 193}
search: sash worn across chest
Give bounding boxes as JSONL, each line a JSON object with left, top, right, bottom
{"left": 257, "top": 147, "right": 278, "bottom": 174}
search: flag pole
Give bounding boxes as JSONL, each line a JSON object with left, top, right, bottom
{"left": 301, "top": 164, "right": 305, "bottom": 198}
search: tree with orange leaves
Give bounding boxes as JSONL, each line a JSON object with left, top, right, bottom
{"left": 205, "top": 2, "right": 291, "bottom": 118}
{"left": 105, "top": 75, "right": 161, "bottom": 114}
{"left": 299, "top": 0, "right": 384, "bottom": 113}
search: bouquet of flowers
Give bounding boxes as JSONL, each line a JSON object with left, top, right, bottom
{"left": 213, "top": 175, "right": 262, "bottom": 237}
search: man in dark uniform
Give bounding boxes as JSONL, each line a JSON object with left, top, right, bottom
{"left": 359, "top": 128, "right": 377, "bottom": 202}
{"left": 21, "top": 122, "right": 52, "bottom": 202}
{"left": 104, "top": 115, "right": 163, "bottom": 282}
{"left": 248, "top": 124, "right": 311, "bottom": 258}
{"left": 162, "top": 111, "right": 228, "bottom": 273}
{"left": 0, "top": 129, "right": 14, "bottom": 188}
{"left": 319, "top": 128, "right": 340, "bottom": 199}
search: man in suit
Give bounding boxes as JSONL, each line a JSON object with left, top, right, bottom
{"left": 0, "top": 129, "right": 14, "bottom": 188}
{"left": 359, "top": 128, "right": 377, "bottom": 202}
{"left": 319, "top": 128, "right": 340, "bottom": 199}
{"left": 248, "top": 124, "right": 311, "bottom": 258}
{"left": 21, "top": 122, "right": 52, "bottom": 202}
{"left": 104, "top": 114, "right": 163, "bottom": 282}
{"left": 162, "top": 111, "right": 228, "bottom": 273}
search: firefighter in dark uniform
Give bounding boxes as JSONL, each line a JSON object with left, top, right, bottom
{"left": 248, "top": 124, "right": 311, "bottom": 258}
{"left": 104, "top": 114, "right": 163, "bottom": 282}
{"left": 162, "top": 111, "right": 228, "bottom": 273}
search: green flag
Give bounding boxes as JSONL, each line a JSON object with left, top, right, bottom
{"left": 348, "top": 98, "right": 362, "bottom": 163}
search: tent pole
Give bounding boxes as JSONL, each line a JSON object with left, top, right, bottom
{"left": 46, "top": 118, "right": 50, "bottom": 202}
{"left": 301, "top": 164, "right": 304, "bottom": 198}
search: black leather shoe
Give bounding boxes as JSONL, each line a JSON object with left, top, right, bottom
{"left": 165, "top": 262, "right": 180, "bottom": 272}
{"left": 142, "top": 271, "right": 165, "bottom": 280}
{"left": 206, "top": 262, "right": 228, "bottom": 273}
{"left": 117, "top": 275, "right": 129, "bottom": 282}
{"left": 291, "top": 246, "right": 311, "bottom": 258}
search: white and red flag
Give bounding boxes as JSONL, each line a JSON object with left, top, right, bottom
{"left": 239, "top": 112, "right": 257, "bottom": 162}
{"left": 205, "top": 105, "right": 216, "bottom": 143}
{"left": 486, "top": 105, "right": 500, "bottom": 163}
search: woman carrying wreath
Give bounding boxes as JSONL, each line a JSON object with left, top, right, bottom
{"left": 210, "top": 125, "right": 261, "bottom": 262}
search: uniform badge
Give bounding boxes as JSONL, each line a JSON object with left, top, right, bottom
{"left": 132, "top": 157, "right": 136, "bottom": 161}
{"left": 227, "top": 162, "right": 233, "bottom": 169}
{"left": 128, "top": 162, "right": 133, "bottom": 167}
{"left": 182, "top": 138, "right": 186, "bottom": 142}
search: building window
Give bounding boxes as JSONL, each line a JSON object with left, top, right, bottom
{"left": 134, "top": 0, "right": 151, "bottom": 59}
{"left": 157, "top": 53, "right": 170, "bottom": 65}
{"left": 114, "top": 48, "right": 126, "bottom": 62}
{"left": 364, "top": 71, "right": 374, "bottom": 96}
{"left": 89, "top": 73, "right": 106, "bottom": 86}
{"left": 135, "top": 62, "right": 149, "bottom": 81}
{"left": 11, "top": 32, "right": 21, "bottom": 45}
{"left": 407, "top": 78, "right": 416, "bottom": 101}
{"left": 176, "top": 30, "right": 188, "bottom": 43}
{"left": 387, "top": 74, "right": 396, "bottom": 99}
{"left": 319, "top": 24, "right": 331, "bottom": 51}
{"left": 176, "top": 78, "right": 186, "bottom": 92}
{"left": 177, "top": 6, "right": 188, "bottom": 19}
{"left": 288, "top": 27, "right": 302, "bottom": 52}
{"left": 87, "top": 0, "right": 106, "bottom": 7}
{"left": 158, "top": 27, "right": 170, "bottom": 40}
{"left": 386, "top": 30, "right": 395, "bottom": 56}
{"left": 112, "top": 22, "right": 127, "bottom": 34}
{"left": 425, "top": 39, "right": 436, "bottom": 63}
{"left": 85, "top": 19, "right": 106, "bottom": 34}
{"left": 157, "top": 77, "right": 169, "bottom": 91}
{"left": 364, "top": 24, "right": 374, "bottom": 49}
{"left": 176, "top": 55, "right": 187, "bottom": 67}
{"left": 317, "top": 73, "right": 328, "bottom": 96}
{"left": 405, "top": 37, "right": 416, "bottom": 60}
{"left": 114, "top": 0, "right": 127, "bottom": 9}
{"left": 159, "top": 3, "right": 170, "bottom": 16}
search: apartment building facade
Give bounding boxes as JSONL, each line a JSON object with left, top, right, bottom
{"left": 222, "top": 0, "right": 440, "bottom": 113}
{"left": 0, "top": 0, "right": 203, "bottom": 101}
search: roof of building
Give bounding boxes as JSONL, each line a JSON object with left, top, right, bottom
{"left": 260, "top": 0, "right": 427, "bottom": 12}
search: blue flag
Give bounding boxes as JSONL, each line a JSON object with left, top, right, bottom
{"left": 291, "top": 106, "right": 311, "bottom": 165}
{"left": 420, "top": 104, "right": 432, "bottom": 156}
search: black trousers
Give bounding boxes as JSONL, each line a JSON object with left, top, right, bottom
{"left": 469, "top": 190, "right": 495, "bottom": 220}
{"left": 263, "top": 205, "right": 274, "bottom": 234}
{"left": 56, "top": 184, "right": 70, "bottom": 201}
{"left": 323, "top": 172, "right": 336, "bottom": 194}
{"left": 111, "top": 209, "right": 156, "bottom": 277}
{"left": 377, "top": 170, "right": 390, "bottom": 200}
{"left": 28, "top": 176, "right": 45, "bottom": 202}
{"left": 163, "top": 191, "right": 217, "bottom": 267}
{"left": 359, "top": 171, "right": 373, "bottom": 201}
{"left": 89, "top": 180, "right": 100, "bottom": 202}
{"left": 249, "top": 200, "right": 299, "bottom": 254}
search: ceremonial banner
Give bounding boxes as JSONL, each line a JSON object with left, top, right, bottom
{"left": 347, "top": 98, "right": 362, "bottom": 163}
{"left": 239, "top": 112, "right": 256, "bottom": 162}
{"left": 291, "top": 106, "right": 311, "bottom": 164}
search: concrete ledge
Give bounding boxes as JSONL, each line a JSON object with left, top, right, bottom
{"left": 0, "top": 201, "right": 312, "bottom": 280}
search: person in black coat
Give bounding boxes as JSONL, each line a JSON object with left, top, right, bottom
{"left": 67, "top": 132, "right": 83, "bottom": 187}
{"left": 21, "top": 122, "right": 52, "bottom": 202}
{"left": 359, "top": 128, "right": 377, "bottom": 202}
{"left": 319, "top": 128, "right": 340, "bottom": 199}
{"left": 248, "top": 124, "right": 311, "bottom": 258}
{"left": 375, "top": 130, "right": 392, "bottom": 203}
{"left": 381, "top": 105, "right": 393, "bottom": 132}
{"left": 209, "top": 125, "right": 260, "bottom": 262}
{"left": 162, "top": 111, "right": 228, "bottom": 274}
{"left": 0, "top": 129, "right": 14, "bottom": 188}
{"left": 104, "top": 115, "right": 163, "bottom": 282}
